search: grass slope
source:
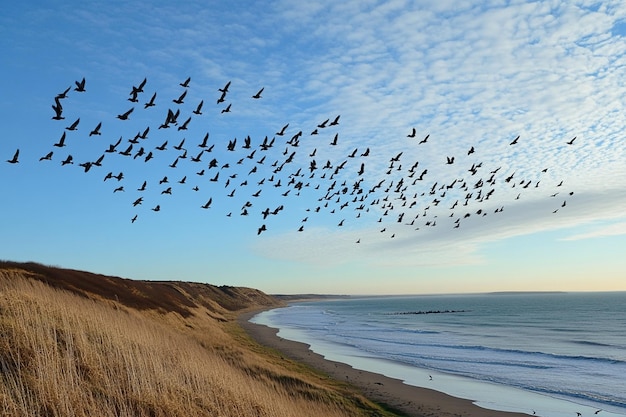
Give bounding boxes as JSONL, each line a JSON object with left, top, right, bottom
{"left": 0, "top": 262, "right": 398, "bottom": 417}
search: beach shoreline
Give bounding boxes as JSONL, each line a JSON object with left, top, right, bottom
{"left": 238, "top": 309, "right": 532, "bottom": 417}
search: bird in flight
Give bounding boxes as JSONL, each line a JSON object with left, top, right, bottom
{"left": 566, "top": 136, "right": 577, "bottom": 145}
{"left": 55, "top": 86, "right": 71, "bottom": 99}
{"left": 179, "top": 77, "right": 191, "bottom": 88}
{"left": 51, "top": 97, "right": 64, "bottom": 120}
{"left": 65, "top": 118, "right": 80, "bottom": 131}
{"left": 6, "top": 149, "right": 19, "bottom": 164}
{"left": 252, "top": 87, "right": 264, "bottom": 99}
{"left": 89, "top": 122, "right": 102, "bottom": 136}
{"left": 53, "top": 132, "right": 67, "bottom": 148}
{"left": 61, "top": 155, "right": 73, "bottom": 166}
{"left": 144, "top": 92, "right": 157, "bottom": 109}
{"left": 173, "top": 90, "right": 187, "bottom": 105}
{"left": 117, "top": 107, "right": 134, "bottom": 120}
{"left": 74, "top": 77, "right": 86, "bottom": 92}
{"left": 510, "top": 135, "right": 520, "bottom": 145}
{"left": 219, "top": 81, "right": 231, "bottom": 93}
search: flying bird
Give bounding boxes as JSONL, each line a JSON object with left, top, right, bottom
{"left": 219, "top": 81, "right": 231, "bottom": 93}
{"left": 89, "top": 122, "right": 102, "bottom": 136}
{"left": 193, "top": 100, "right": 204, "bottom": 115}
{"left": 74, "top": 77, "right": 86, "bottom": 92}
{"left": 276, "top": 123, "right": 289, "bottom": 136}
{"left": 179, "top": 77, "right": 191, "bottom": 87}
{"left": 510, "top": 135, "right": 520, "bottom": 145}
{"left": 131, "top": 77, "right": 147, "bottom": 94}
{"left": 51, "top": 97, "right": 64, "bottom": 120}
{"left": 106, "top": 136, "right": 122, "bottom": 153}
{"left": 117, "top": 107, "right": 134, "bottom": 120}
{"left": 6, "top": 149, "right": 19, "bottom": 164}
{"left": 172, "top": 90, "right": 187, "bottom": 104}
{"left": 566, "top": 136, "right": 577, "bottom": 145}
{"left": 53, "top": 132, "right": 67, "bottom": 147}
{"left": 177, "top": 116, "right": 191, "bottom": 131}
{"left": 144, "top": 92, "right": 157, "bottom": 108}
{"left": 65, "top": 118, "right": 80, "bottom": 131}
{"left": 61, "top": 155, "right": 73, "bottom": 165}
{"left": 252, "top": 87, "right": 264, "bottom": 99}
{"left": 55, "top": 86, "right": 71, "bottom": 99}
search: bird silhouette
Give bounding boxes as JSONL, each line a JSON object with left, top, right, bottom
{"left": 74, "top": 77, "right": 86, "bottom": 92}
{"left": 252, "top": 87, "right": 264, "bottom": 99}
{"left": 193, "top": 100, "right": 204, "bottom": 115}
{"left": 61, "top": 155, "right": 73, "bottom": 165}
{"left": 117, "top": 107, "right": 134, "bottom": 120}
{"left": 89, "top": 122, "right": 102, "bottom": 136}
{"left": 65, "top": 118, "right": 80, "bottom": 131}
{"left": 51, "top": 97, "right": 64, "bottom": 120}
{"left": 173, "top": 90, "right": 187, "bottom": 104}
{"left": 201, "top": 198, "right": 212, "bottom": 209}
{"left": 218, "top": 81, "right": 231, "bottom": 93}
{"left": 55, "top": 86, "right": 71, "bottom": 99}
{"left": 179, "top": 77, "right": 191, "bottom": 88}
{"left": 144, "top": 92, "right": 157, "bottom": 108}
{"left": 276, "top": 124, "right": 289, "bottom": 136}
{"left": 7, "top": 149, "right": 19, "bottom": 164}
{"left": 53, "top": 132, "right": 67, "bottom": 147}
{"left": 510, "top": 135, "right": 520, "bottom": 145}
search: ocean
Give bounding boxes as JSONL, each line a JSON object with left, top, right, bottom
{"left": 251, "top": 292, "right": 626, "bottom": 417}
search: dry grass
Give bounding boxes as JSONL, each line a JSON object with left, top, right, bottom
{"left": 0, "top": 267, "right": 394, "bottom": 417}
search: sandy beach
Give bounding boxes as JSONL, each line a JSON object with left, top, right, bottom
{"left": 238, "top": 309, "right": 532, "bottom": 417}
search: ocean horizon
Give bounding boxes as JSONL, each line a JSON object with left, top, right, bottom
{"left": 252, "top": 291, "right": 626, "bottom": 417}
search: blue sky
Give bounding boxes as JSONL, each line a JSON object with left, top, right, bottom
{"left": 1, "top": 1, "right": 625, "bottom": 294}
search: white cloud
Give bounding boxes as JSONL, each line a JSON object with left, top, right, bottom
{"left": 562, "top": 221, "right": 626, "bottom": 241}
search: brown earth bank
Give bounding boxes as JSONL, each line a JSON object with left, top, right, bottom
{"left": 0, "top": 261, "right": 530, "bottom": 417}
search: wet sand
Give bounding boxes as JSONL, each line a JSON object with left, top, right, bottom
{"left": 238, "top": 310, "right": 532, "bottom": 417}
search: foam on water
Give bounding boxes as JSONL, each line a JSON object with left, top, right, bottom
{"left": 251, "top": 293, "right": 626, "bottom": 417}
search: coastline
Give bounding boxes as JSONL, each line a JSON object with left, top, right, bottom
{"left": 238, "top": 309, "right": 531, "bottom": 417}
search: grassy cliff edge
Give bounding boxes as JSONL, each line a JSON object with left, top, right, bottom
{"left": 0, "top": 261, "right": 396, "bottom": 417}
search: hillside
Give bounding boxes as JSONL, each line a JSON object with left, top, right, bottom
{"left": 0, "top": 261, "right": 396, "bottom": 417}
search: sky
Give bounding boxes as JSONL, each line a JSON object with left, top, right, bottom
{"left": 1, "top": 1, "right": 625, "bottom": 295}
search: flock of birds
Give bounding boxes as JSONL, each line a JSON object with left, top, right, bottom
{"left": 4, "top": 76, "right": 578, "bottom": 242}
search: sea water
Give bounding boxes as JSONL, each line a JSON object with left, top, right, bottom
{"left": 251, "top": 292, "right": 626, "bottom": 417}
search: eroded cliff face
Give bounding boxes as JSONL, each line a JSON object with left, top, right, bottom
{"left": 0, "top": 260, "right": 282, "bottom": 317}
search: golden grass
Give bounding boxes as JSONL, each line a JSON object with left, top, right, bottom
{"left": 0, "top": 268, "right": 394, "bottom": 417}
